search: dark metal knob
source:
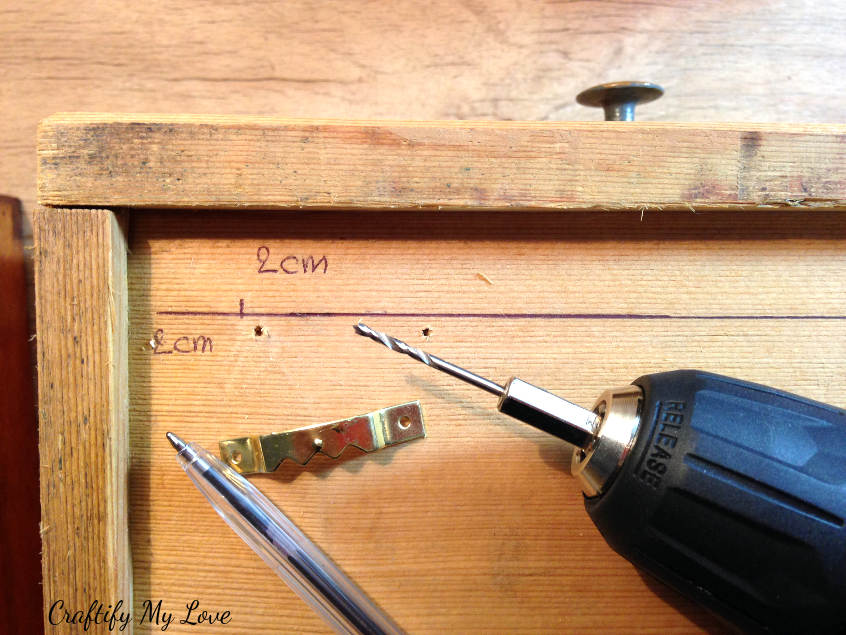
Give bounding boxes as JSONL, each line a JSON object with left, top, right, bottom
{"left": 576, "top": 81, "right": 664, "bottom": 121}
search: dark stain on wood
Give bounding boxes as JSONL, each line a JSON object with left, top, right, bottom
{"left": 737, "top": 130, "right": 763, "bottom": 201}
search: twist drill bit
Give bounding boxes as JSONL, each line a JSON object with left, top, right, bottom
{"left": 353, "top": 322, "right": 435, "bottom": 368}
{"left": 353, "top": 322, "right": 599, "bottom": 447}
{"left": 354, "top": 322, "right": 505, "bottom": 395}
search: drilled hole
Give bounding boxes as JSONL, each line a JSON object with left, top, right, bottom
{"left": 398, "top": 415, "right": 412, "bottom": 430}
{"left": 254, "top": 325, "right": 265, "bottom": 336}
{"left": 421, "top": 327, "right": 431, "bottom": 337}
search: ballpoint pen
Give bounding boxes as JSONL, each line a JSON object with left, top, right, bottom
{"left": 167, "top": 432, "right": 402, "bottom": 635}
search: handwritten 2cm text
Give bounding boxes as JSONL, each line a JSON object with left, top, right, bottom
{"left": 256, "top": 246, "right": 328, "bottom": 275}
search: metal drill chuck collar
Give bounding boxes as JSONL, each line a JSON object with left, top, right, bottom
{"left": 570, "top": 385, "right": 643, "bottom": 497}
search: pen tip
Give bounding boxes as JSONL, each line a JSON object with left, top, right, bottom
{"left": 166, "top": 432, "right": 187, "bottom": 453}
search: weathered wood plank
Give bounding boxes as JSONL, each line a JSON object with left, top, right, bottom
{"left": 38, "top": 115, "right": 846, "bottom": 211}
{"left": 35, "top": 207, "right": 131, "bottom": 632}
{"left": 7, "top": 1, "right": 846, "bottom": 231}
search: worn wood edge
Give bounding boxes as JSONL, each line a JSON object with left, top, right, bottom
{"left": 35, "top": 207, "right": 131, "bottom": 630}
{"left": 38, "top": 115, "right": 846, "bottom": 211}
{"left": 107, "top": 209, "right": 131, "bottom": 615}
{"left": 35, "top": 112, "right": 846, "bottom": 131}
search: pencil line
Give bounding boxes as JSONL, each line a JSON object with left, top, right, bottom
{"left": 155, "top": 309, "right": 846, "bottom": 320}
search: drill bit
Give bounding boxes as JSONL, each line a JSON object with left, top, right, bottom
{"left": 353, "top": 322, "right": 599, "bottom": 448}
{"left": 353, "top": 322, "right": 505, "bottom": 395}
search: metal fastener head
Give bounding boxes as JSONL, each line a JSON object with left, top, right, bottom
{"left": 577, "top": 81, "right": 664, "bottom": 121}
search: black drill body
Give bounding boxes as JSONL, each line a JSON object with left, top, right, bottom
{"left": 587, "top": 370, "right": 846, "bottom": 633}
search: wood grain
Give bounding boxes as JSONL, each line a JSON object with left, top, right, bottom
{"left": 127, "top": 209, "right": 846, "bottom": 633}
{"left": 0, "top": 197, "right": 41, "bottom": 633}
{"left": 35, "top": 207, "right": 131, "bottom": 632}
{"left": 18, "top": 2, "right": 846, "bottom": 630}
{"left": 38, "top": 116, "right": 846, "bottom": 211}
{"left": 6, "top": 1, "right": 846, "bottom": 229}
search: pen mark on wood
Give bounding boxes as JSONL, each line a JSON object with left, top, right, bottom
{"left": 151, "top": 328, "right": 214, "bottom": 354}
{"left": 157, "top": 307, "right": 846, "bottom": 321}
{"left": 256, "top": 246, "right": 328, "bottom": 275}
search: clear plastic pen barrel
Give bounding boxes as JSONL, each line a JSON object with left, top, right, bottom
{"left": 172, "top": 438, "right": 402, "bottom": 635}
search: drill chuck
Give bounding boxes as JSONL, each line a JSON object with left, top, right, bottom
{"left": 570, "top": 384, "right": 643, "bottom": 497}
